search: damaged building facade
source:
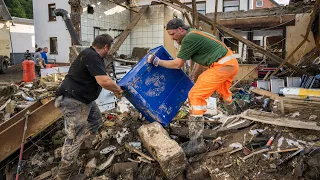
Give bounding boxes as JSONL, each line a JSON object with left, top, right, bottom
{"left": 33, "top": 0, "right": 183, "bottom": 64}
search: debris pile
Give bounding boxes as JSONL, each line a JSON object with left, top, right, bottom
{"left": 1, "top": 73, "right": 320, "bottom": 179}
{"left": 2, "top": 88, "right": 319, "bottom": 180}
{"left": 0, "top": 73, "right": 66, "bottom": 123}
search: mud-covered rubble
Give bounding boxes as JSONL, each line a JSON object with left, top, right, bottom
{"left": 3, "top": 87, "right": 320, "bottom": 179}
{"left": 0, "top": 73, "right": 66, "bottom": 123}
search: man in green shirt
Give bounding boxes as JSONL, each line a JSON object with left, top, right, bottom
{"left": 148, "top": 18, "right": 239, "bottom": 155}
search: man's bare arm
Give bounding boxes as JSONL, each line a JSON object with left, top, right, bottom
{"left": 95, "top": 75, "right": 122, "bottom": 93}
{"left": 157, "top": 58, "right": 186, "bottom": 69}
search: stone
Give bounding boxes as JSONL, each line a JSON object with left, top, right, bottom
{"left": 138, "top": 122, "right": 187, "bottom": 179}
{"left": 86, "top": 158, "right": 97, "bottom": 168}
{"left": 54, "top": 147, "right": 63, "bottom": 159}
{"left": 52, "top": 130, "right": 65, "bottom": 147}
{"left": 84, "top": 158, "right": 97, "bottom": 177}
{"left": 112, "top": 162, "right": 139, "bottom": 176}
{"left": 33, "top": 171, "right": 52, "bottom": 180}
{"left": 92, "top": 175, "right": 110, "bottom": 180}
{"left": 186, "top": 161, "right": 210, "bottom": 180}
{"left": 116, "top": 168, "right": 134, "bottom": 180}
{"left": 309, "top": 115, "right": 317, "bottom": 121}
{"left": 269, "top": 163, "right": 277, "bottom": 169}
{"left": 46, "top": 157, "right": 54, "bottom": 164}
{"left": 51, "top": 167, "right": 59, "bottom": 177}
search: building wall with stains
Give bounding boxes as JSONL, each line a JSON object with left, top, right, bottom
{"left": 286, "top": 13, "right": 315, "bottom": 65}
{"left": 130, "top": 5, "right": 166, "bottom": 55}
{"left": 81, "top": 0, "right": 131, "bottom": 56}
{"left": 0, "top": 20, "right": 10, "bottom": 58}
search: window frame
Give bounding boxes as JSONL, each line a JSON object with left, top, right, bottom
{"left": 185, "top": 1, "right": 206, "bottom": 15}
{"left": 256, "top": 0, "right": 263, "bottom": 7}
{"left": 223, "top": 0, "right": 240, "bottom": 12}
{"left": 49, "top": 37, "right": 58, "bottom": 54}
{"left": 48, "top": 3, "right": 56, "bottom": 21}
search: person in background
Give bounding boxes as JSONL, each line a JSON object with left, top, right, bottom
{"left": 41, "top": 47, "right": 48, "bottom": 67}
{"left": 34, "top": 48, "right": 44, "bottom": 77}
{"left": 24, "top": 50, "right": 31, "bottom": 60}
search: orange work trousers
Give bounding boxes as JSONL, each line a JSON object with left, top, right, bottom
{"left": 189, "top": 50, "right": 239, "bottom": 116}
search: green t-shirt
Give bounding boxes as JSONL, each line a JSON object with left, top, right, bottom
{"left": 177, "top": 29, "right": 228, "bottom": 66}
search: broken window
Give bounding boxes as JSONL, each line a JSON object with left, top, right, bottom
{"left": 50, "top": 37, "right": 58, "bottom": 54}
{"left": 48, "top": 4, "right": 56, "bottom": 21}
{"left": 256, "top": 0, "right": 263, "bottom": 7}
{"left": 223, "top": 0, "right": 239, "bottom": 12}
{"left": 186, "top": 2, "right": 206, "bottom": 14}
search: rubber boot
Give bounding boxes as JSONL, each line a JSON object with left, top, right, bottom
{"left": 182, "top": 116, "right": 207, "bottom": 157}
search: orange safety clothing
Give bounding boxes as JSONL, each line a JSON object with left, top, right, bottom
{"left": 188, "top": 50, "right": 239, "bottom": 116}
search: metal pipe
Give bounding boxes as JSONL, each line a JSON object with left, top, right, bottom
{"left": 54, "top": 9, "right": 82, "bottom": 46}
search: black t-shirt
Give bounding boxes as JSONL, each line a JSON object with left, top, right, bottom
{"left": 57, "top": 47, "right": 107, "bottom": 104}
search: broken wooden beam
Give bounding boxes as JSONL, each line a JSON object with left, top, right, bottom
{"left": 213, "top": 0, "right": 218, "bottom": 35}
{"left": 269, "top": 3, "right": 318, "bottom": 77}
{"left": 217, "top": 15, "right": 296, "bottom": 29}
{"left": 167, "top": 0, "right": 308, "bottom": 75}
{"left": 192, "top": 0, "right": 199, "bottom": 28}
{"left": 184, "top": 12, "right": 194, "bottom": 28}
{"left": 251, "top": 88, "right": 281, "bottom": 100}
{"left": 108, "top": 5, "right": 148, "bottom": 55}
{"left": 231, "top": 60, "right": 265, "bottom": 88}
{"left": 240, "top": 109, "right": 320, "bottom": 130}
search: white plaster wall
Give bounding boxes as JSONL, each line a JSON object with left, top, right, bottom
{"left": 131, "top": 5, "right": 165, "bottom": 53}
{"left": 10, "top": 22, "right": 35, "bottom": 53}
{"left": 240, "top": 0, "right": 249, "bottom": 10}
{"left": 33, "top": 0, "right": 71, "bottom": 63}
{"left": 206, "top": 0, "right": 223, "bottom": 13}
{"left": 81, "top": 0, "right": 131, "bottom": 56}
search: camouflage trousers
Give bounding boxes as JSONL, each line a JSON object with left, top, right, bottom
{"left": 55, "top": 96, "right": 102, "bottom": 179}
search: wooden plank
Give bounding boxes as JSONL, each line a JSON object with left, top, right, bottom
{"left": 251, "top": 88, "right": 281, "bottom": 100}
{"left": 218, "top": 15, "right": 296, "bottom": 29}
{"left": 192, "top": 0, "right": 199, "bottom": 28}
{"left": 206, "top": 5, "right": 313, "bottom": 19}
{"left": 184, "top": 12, "right": 194, "bottom": 28}
{"left": 231, "top": 62, "right": 264, "bottom": 88}
{"left": 213, "top": 0, "right": 218, "bottom": 36}
{"left": 270, "top": 3, "right": 318, "bottom": 77}
{"left": 168, "top": 0, "right": 309, "bottom": 75}
{"left": 108, "top": 5, "right": 148, "bottom": 55}
{"left": 240, "top": 109, "right": 320, "bottom": 131}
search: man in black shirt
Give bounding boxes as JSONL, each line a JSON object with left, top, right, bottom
{"left": 55, "top": 34, "right": 122, "bottom": 179}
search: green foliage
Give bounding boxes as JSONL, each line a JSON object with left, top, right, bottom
{"left": 4, "top": 0, "right": 33, "bottom": 19}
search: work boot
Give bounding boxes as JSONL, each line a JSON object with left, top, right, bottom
{"left": 182, "top": 116, "right": 207, "bottom": 157}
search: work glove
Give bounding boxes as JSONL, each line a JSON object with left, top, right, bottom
{"left": 147, "top": 54, "right": 160, "bottom": 66}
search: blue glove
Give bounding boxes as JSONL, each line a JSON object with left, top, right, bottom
{"left": 147, "top": 54, "right": 160, "bottom": 66}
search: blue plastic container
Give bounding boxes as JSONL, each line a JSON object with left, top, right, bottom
{"left": 118, "top": 46, "right": 194, "bottom": 127}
